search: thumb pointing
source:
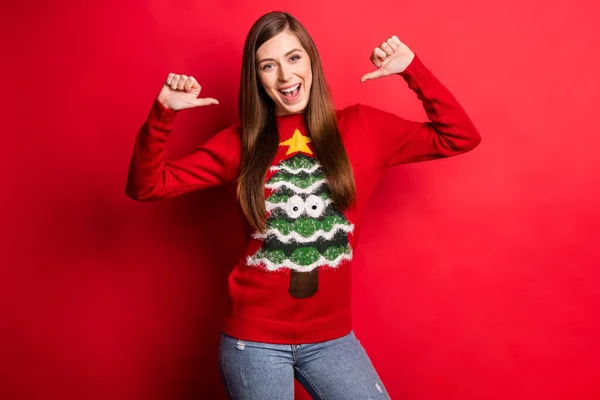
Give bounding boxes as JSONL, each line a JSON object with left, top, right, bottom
{"left": 193, "top": 97, "right": 219, "bottom": 107}
{"left": 360, "top": 69, "right": 385, "bottom": 82}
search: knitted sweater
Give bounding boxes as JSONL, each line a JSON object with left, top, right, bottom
{"left": 126, "top": 54, "right": 481, "bottom": 344}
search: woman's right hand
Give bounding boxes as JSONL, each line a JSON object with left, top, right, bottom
{"left": 156, "top": 73, "right": 219, "bottom": 111}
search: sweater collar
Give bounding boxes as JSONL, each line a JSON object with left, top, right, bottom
{"left": 275, "top": 112, "right": 306, "bottom": 140}
{"left": 275, "top": 112, "right": 305, "bottom": 126}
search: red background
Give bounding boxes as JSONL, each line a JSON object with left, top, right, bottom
{"left": 2, "top": 0, "right": 599, "bottom": 399}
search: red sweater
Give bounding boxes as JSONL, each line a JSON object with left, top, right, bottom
{"left": 126, "top": 54, "right": 481, "bottom": 344}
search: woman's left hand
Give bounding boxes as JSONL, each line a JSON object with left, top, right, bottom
{"left": 360, "top": 35, "right": 415, "bottom": 82}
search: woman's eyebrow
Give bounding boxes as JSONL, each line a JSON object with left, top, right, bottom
{"left": 257, "top": 48, "right": 303, "bottom": 64}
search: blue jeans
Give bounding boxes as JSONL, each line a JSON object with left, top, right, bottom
{"left": 218, "top": 330, "right": 391, "bottom": 399}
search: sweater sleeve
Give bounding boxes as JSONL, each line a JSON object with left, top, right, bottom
{"left": 358, "top": 54, "right": 481, "bottom": 168}
{"left": 125, "top": 97, "right": 238, "bottom": 201}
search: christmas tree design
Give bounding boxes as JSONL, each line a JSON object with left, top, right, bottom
{"left": 246, "top": 129, "right": 354, "bottom": 298}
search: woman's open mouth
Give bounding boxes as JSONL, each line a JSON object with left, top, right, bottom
{"left": 278, "top": 83, "right": 302, "bottom": 103}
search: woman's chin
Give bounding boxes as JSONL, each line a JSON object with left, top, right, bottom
{"left": 277, "top": 99, "right": 308, "bottom": 115}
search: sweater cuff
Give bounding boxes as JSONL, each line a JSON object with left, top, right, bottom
{"left": 147, "top": 97, "right": 177, "bottom": 131}
{"left": 398, "top": 53, "right": 439, "bottom": 90}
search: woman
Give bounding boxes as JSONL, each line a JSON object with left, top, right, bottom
{"left": 126, "top": 11, "right": 480, "bottom": 400}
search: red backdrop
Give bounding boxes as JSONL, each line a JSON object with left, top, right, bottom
{"left": 2, "top": 0, "right": 599, "bottom": 399}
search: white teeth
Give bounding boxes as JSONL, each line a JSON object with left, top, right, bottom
{"left": 279, "top": 83, "right": 300, "bottom": 93}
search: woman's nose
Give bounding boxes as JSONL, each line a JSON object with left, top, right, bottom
{"left": 278, "top": 65, "right": 292, "bottom": 81}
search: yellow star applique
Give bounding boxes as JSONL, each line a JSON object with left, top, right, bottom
{"left": 280, "top": 129, "right": 313, "bottom": 155}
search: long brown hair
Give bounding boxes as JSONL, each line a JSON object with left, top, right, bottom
{"left": 236, "top": 11, "right": 356, "bottom": 234}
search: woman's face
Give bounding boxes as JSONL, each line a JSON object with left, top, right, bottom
{"left": 256, "top": 30, "right": 312, "bottom": 116}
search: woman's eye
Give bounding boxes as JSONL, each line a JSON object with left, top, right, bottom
{"left": 261, "top": 56, "right": 299, "bottom": 70}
